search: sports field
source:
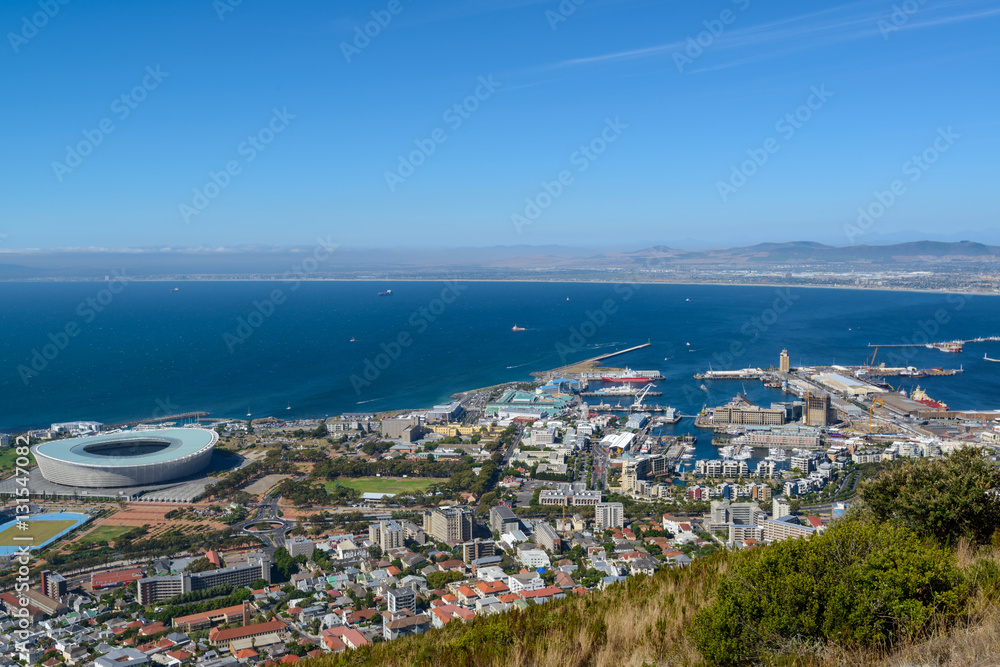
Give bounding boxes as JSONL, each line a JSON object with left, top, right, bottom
{"left": 0, "top": 519, "right": 76, "bottom": 547}
{"left": 325, "top": 477, "right": 447, "bottom": 495}
{"left": 79, "top": 525, "right": 133, "bottom": 544}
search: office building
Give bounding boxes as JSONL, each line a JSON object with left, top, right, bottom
{"left": 137, "top": 554, "right": 270, "bottom": 605}
{"left": 489, "top": 505, "right": 519, "bottom": 535}
{"left": 287, "top": 537, "right": 315, "bottom": 558}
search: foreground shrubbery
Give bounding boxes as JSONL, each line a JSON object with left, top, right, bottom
{"left": 691, "top": 519, "right": 968, "bottom": 665}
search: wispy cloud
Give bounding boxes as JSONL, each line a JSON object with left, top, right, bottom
{"left": 539, "top": 0, "right": 1000, "bottom": 74}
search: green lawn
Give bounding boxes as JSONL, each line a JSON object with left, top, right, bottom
{"left": 325, "top": 477, "right": 447, "bottom": 495}
{"left": 0, "top": 447, "right": 33, "bottom": 475}
{"left": 78, "top": 524, "right": 133, "bottom": 544}
{"left": 0, "top": 519, "right": 75, "bottom": 547}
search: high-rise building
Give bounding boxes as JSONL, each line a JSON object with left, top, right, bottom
{"left": 773, "top": 498, "right": 792, "bottom": 518}
{"left": 369, "top": 520, "right": 405, "bottom": 553}
{"left": 489, "top": 505, "right": 519, "bottom": 535}
{"left": 594, "top": 502, "right": 624, "bottom": 530}
{"left": 424, "top": 506, "right": 473, "bottom": 543}
{"left": 804, "top": 392, "right": 834, "bottom": 426}
{"left": 779, "top": 349, "right": 790, "bottom": 373}
{"left": 40, "top": 570, "right": 67, "bottom": 600}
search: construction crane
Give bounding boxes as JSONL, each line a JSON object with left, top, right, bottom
{"left": 868, "top": 397, "right": 885, "bottom": 432}
{"left": 867, "top": 346, "right": 879, "bottom": 368}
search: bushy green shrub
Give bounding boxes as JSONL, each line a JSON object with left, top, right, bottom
{"left": 691, "top": 520, "right": 968, "bottom": 665}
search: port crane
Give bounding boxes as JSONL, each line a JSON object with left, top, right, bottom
{"left": 631, "top": 383, "right": 656, "bottom": 410}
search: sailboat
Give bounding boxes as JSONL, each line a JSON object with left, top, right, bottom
{"left": 286, "top": 401, "right": 291, "bottom": 410}
{"left": 246, "top": 407, "right": 252, "bottom": 418}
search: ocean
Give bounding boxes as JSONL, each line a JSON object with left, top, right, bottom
{"left": 2, "top": 281, "right": 999, "bottom": 459}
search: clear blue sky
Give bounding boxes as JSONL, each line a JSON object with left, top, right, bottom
{"left": 2, "top": 0, "right": 998, "bottom": 250}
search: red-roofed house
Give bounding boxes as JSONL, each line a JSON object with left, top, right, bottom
{"left": 456, "top": 586, "right": 478, "bottom": 605}
{"left": 474, "top": 581, "right": 509, "bottom": 597}
{"left": 206, "top": 549, "right": 222, "bottom": 568}
{"left": 518, "top": 586, "right": 566, "bottom": 604}
{"left": 235, "top": 648, "right": 258, "bottom": 661}
{"left": 164, "top": 649, "right": 192, "bottom": 665}
{"left": 805, "top": 516, "right": 826, "bottom": 532}
{"left": 431, "top": 604, "right": 476, "bottom": 628}
{"left": 322, "top": 627, "right": 371, "bottom": 650}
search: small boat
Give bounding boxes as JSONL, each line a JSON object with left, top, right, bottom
{"left": 985, "top": 354, "right": 1000, "bottom": 363}
{"left": 350, "top": 337, "right": 355, "bottom": 342}
{"left": 685, "top": 298, "right": 690, "bottom": 302}
{"left": 286, "top": 402, "right": 291, "bottom": 410}
{"left": 685, "top": 342, "right": 690, "bottom": 346}
{"left": 246, "top": 408, "right": 252, "bottom": 418}
{"left": 170, "top": 287, "right": 179, "bottom": 292}
{"left": 512, "top": 325, "right": 526, "bottom": 331}
{"left": 378, "top": 290, "right": 393, "bottom": 297}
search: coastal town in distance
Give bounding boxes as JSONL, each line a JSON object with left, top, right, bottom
{"left": 3, "top": 325, "right": 999, "bottom": 666}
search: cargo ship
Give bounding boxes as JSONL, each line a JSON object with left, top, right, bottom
{"left": 911, "top": 386, "right": 948, "bottom": 410}
{"left": 511, "top": 325, "right": 525, "bottom": 331}
{"left": 601, "top": 367, "right": 664, "bottom": 382}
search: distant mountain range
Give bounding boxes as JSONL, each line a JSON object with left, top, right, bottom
{"left": 1, "top": 240, "right": 997, "bottom": 280}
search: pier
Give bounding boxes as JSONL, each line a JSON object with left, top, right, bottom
{"left": 581, "top": 390, "right": 661, "bottom": 397}
{"left": 534, "top": 342, "right": 652, "bottom": 380}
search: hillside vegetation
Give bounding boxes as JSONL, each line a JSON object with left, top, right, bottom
{"left": 308, "top": 449, "right": 1000, "bottom": 666}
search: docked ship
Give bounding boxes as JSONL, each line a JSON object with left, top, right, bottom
{"left": 911, "top": 386, "right": 949, "bottom": 410}
{"left": 601, "top": 367, "right": 664, "bottom": 382}
{"left": 927, "top": 341, "right": 962, "bottom": 353}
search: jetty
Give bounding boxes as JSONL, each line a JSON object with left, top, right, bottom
{"left": 533, "top": 342, "right": 652, "bottom": 380}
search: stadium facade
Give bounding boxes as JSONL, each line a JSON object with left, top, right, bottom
{"left": 32, "top": 428, "right": 217, "bottom": 487}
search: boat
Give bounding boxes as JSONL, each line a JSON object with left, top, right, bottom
{"left": 911, "top": 386, "right": 949, "bottom": 410}
{"left": 246, "top": 408, "right": 252, "bottom": 418}
{"left": 378, "top": 290, "right": 393, "bottom": 296}
{"left": 286, "top": 402, "right": 291, "bottom": 411}
{"left": 350, "top": 337, "right": 355, "bottom": 342}
{"left": 601, "top": 367, "right": 664, "bottom": 382}
{"left": 927, "top": 341, "right": 963, "bottom": 353}
{"left": 511, "top": 325, "right": 526, "bottom": 331}
{"left": 170, "top": 287, "right": 179, "bottom": 292}
{"left": 985, "top": 354, "right": 1000, "bottom": 363}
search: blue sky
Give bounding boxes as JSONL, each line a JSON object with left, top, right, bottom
{"left": 2, "top": 0, "right": 998, "bottom": 250}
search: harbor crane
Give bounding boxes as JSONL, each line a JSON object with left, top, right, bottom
{"left": 631, "top": 383, "right": 656, "bottom": 410}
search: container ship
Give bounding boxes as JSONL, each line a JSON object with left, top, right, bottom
{"left": 911, "top": 386, "right": 949, "bottom": 410}
{"left": 601, "top": 367, "right": 664, "bottom": 382}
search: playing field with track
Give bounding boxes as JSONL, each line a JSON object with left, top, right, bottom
{"left": 0, "top": 519, "right": 76, "bottom": 547}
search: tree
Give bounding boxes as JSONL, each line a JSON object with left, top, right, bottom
{"left": 860, "top": 447, "right": 1000, "bottom": 545}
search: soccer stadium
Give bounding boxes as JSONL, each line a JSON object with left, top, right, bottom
{"left": 32, "top": 428, "right": 218, "bottom": 487}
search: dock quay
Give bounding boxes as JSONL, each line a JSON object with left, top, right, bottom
{"left": 103, "top": 412, "right": 210, "bottom": 430}
{"left": 581, "top": 390, "right": 662, "bottom": 397}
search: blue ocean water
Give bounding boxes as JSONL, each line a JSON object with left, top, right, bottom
{"left": 2, "top": 281, "right": 999, "bottom": 452}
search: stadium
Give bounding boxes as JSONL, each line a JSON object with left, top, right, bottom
{"left": 32, "top": 428, "right": 218, "bottom": 488}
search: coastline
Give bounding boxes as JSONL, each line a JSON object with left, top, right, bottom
{"left": 0, "top": 276, "right": 996, "bottom": 297}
